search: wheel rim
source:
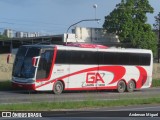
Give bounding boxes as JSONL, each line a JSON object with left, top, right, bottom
{"left": 118, "top": 81, "right": 126, "bottom": 93}
{"left": 128, "top": 81, "right": 135, "bottom": 92}
{"left": 129, "top": 82, "right": 133, "bottom": 89}
{"left": 56, "top": 83, "right": 62, "bottom": 93}
{"left": 119, "top": 82, "right": 124, "bottom": 91}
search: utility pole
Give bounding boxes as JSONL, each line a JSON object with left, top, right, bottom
{"left": 93, "top": 4, "right": 98, "bottom": 19}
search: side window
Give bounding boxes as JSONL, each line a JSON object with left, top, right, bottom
{"left": 129, "top": 53, "right": 151, "bottom": 66}
{"left": 139, "top": 54, "right": 151, "bottom": 65}
{"left": 36, "top": 50, "right": 53, "bottom": 79}
{"left": 118, "top": 53, "right": 129, "bottom": 65}
{"left": 70, "top": 51, "right": 98, "bottom": 64}
{"left": 129, "top": 53, "right": 139, "bottom": 65}
{"left": 55, "top": 50, "right": 68, "bottom": 64}
{"left": 56, "top": 50, "right": 98, "bottom": 64}
{"left": 99, "top": 52, "right": 119, "bottom": 65}
{"left": 99, "top": 52, "right": 151, "bottom": 66}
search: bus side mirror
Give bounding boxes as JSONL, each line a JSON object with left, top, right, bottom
{"left": 32, "top": 57, "right": 37, "bottom": 67}
{"left": 7, "top": 54, "right": 11, "bottom": 64}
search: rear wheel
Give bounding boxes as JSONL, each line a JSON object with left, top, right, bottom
{"left": 117, "top": 80, "right": 126, "bottom": 93}
{"left": 53, "top": 81, "right": 63, "bottom": 94}
{"left": 127, "top": 80, "right": 135, "bottom": 92}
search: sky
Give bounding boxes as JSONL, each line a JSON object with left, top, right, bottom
{"left": 0, "top": 0, "right": 160, "bottom": 35}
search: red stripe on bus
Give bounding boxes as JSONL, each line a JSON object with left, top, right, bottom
{"left": 12, "top": 82, "right": 35, "bottom": 90}
{"left": 136, "top": 66, "right": 147, "bottom": 88}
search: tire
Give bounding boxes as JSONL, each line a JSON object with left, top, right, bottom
{"left": 53, "top": 81, "right": 63, "bottom": 94}
{"left": 127, "top": 80, "right": 135, "bottom": 92}
{"left": 117, "top": 80, "right": 126, "bottom": 93}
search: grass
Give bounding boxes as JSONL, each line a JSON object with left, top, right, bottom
{"left": 152, "top": 79, "right": 160, "bottom": 87}
{"left": 0, "top": 97, "right": 160, "bottom": 111}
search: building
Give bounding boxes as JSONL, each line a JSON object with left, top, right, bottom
{"left": 53, "top": 27, "right": 120, "bottom": 45}
{"left": 15, "top": 32, "right": 23, "bottom": 38}
{"left": 3, "top": 28, "right": 40, "bottom": 38}
{"left": 3, "top": 29, "right": 14, "bottom": 38}
{"left": 71, "top": 27, "right": 119, "bottom": 43}
{"left": 0, "top": 27, "right": 120, "bottom": 54}
{"left": 15, "top": 32, "right": 40, "bottom": 38}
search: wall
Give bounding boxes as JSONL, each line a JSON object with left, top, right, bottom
{"left": 153, "top": 63, "right": 160, "bottom": 79}
{"left": 0, "top": 54, "right": 14, "bottom": 81}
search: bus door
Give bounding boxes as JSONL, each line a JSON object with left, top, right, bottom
{"left": 36, "top": 48, "right": 54, "bottom": 81}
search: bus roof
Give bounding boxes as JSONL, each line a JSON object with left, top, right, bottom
{"left": 65, "top": 43, "right": 108, "bottom": 49}
{"left": 22, "top": 44, "right": 152, "bottom": 54}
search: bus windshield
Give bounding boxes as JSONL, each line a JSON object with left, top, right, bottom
{"left": 12, "top": 46, "right": 40, "bottom": 78}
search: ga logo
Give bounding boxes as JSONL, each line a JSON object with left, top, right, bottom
{"left": 86, "top": 72, "right": 105, "bottom": 83}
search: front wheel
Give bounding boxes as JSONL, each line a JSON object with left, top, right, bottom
{"left": 53, "top": 81, "right": 63, "bottom": 94}
{"left": 127, "top": 80, "right": 135, "bottom": 92}
{"left": 117, "top": 80, "right": 126, "bottom": 93}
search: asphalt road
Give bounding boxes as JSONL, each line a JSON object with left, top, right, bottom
{"left": 0, "top": 87, "right": 160, "bottom": 104}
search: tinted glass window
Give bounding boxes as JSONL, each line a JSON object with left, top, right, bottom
{"left": 55, "top": 50, "right": 151, "bottom": 66}
{"left": 16, "top": 46, "right": 27, "bottom": 57}
{"left": 99, "top": 52, "right": 151, "bottom": 66}
{"left": 139, "top": 54, "right": 151, "bottom": 65}
{"left": 55, "top": 50, "right": 98, "bottom": 64}
{"left": 26, "top": 48, "right": 40, "bottom": 57}
{"left": 55, "top": 50, "right": 67, "bottom": 64}
{"left": 36, "top": 50, "right": 54, "bottom": 79}
{"left": 12, "top": 46, "right": 40, "bottom": 78}
{"left": 70, "top": 51, "right": 97, "bottom": 64}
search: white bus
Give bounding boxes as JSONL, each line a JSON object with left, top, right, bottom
{"left": 11, "top": 43, "right": 153, "bottom": 94}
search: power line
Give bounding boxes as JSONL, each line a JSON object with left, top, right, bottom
{"left": 0, "top": 21, "right": 68, "bottom": 34}
{"left": 0, "top": 17, "right": 69, "bottom": 27}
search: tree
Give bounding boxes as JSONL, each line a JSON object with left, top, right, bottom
{"left": 0, "top": 35, "right": 7, "bottom": 38}
{"left": 103, "top": 0, "right": 157, "bottom": 55}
